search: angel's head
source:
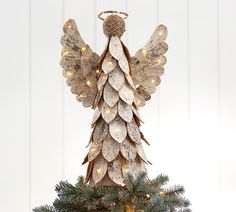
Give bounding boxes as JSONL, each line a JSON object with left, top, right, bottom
{"left": 98, "top": 11, "right": 128, "bottom": 38}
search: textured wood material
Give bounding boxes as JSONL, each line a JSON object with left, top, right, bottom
{"left": 102, "top": 52, "right": 117, "bottom": 74}
{"left": 61, "top": 19, "right": 99, "bottom": 108}
{"left": 120, "top": 137, "right": 137, "bottom": 161}
{"left": 118, "top": 100, "right": 133, "bottom": 122}
{"left": 102, "top": 135, "right": 120, "bottom": 162}
{"left": 127, "top": 119, "right": 141, "bottom": 144}
{"left": 103, "top": 82, "right": 119, "bottom": 107}
{"left": 134, "top": 93, "right": 146, "bottom": 107}
{"left": 131, "top": 24, "right": 168, "bottom": 107}
{"left": 93, "top": 88, "right": 103, "bottom": 108}
{"left": 88, "top": 140, "right": 103, "bottom": 162}
{"left": 136, "top": 143, "right": 148, "bottom": 164}
{"left": 63, "top": 15, "right": 170, "bottom": 186}
{"left": 131, "top": 105, "right": 143, "bottom": 122}
{"left": 92, "top": 154, "right": 108, "bottom": 184}
{"left": 118, "top": 54, "right": 130, "bottom": 75}
{"left": 122, "top": 156, "right": 147, "bottom": 179}
{"left": 83, "top": 27, "right": 153, "bottom": 185}
{"left": 93, "top": 118, "right": 108, "bottom": 143}
{"left": 125, "top": 74, "right": 136, "bottom": 90}
{"left": 145, "top": 25, "right": 168, "bottom": 50}
{"left": 101, "top": 101, "right": 117, "bottom": 123}
{"left": 108, "top": 157, "right": 124, "bottom": 185}
{"left": 97, "top": 72, "right": 108, "bottom": 90}
{"left": 119, "top": 84, "right": 134, "bottom": 105}
{"left": 109, "top": 116, "right": 127, "bottom": 143}
{"left": 91, "top": 107, "right": 101, "bottom": 125}
{"left": 108, "top": 66, "right": 125, "bottom": 91}
{"left": 109, "top": 36, "right": 124, "bottom": 59}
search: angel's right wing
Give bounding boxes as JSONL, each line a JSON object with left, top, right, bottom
{"left": 60, "top": 19, "right": 100, "bottom": 108}
{"left": 130, "top": 25, "right": 168, "bottom": 107}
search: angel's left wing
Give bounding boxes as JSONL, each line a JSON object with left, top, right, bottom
{"left": 60, "top": 19, "right": 100, "bottom": 108}
{"left": 130, "top": 25, "right": 168, "bottom": 107}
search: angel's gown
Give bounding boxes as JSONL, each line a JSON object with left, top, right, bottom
{"left": 83, "top": 37, "right": 149, "bottom": 186}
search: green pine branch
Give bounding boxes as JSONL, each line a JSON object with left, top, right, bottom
{"left": 33, "top": 172, "right": 191, "bottom": 212}
{"left": 33, "top": 205, "right": 56, "bottom": 212}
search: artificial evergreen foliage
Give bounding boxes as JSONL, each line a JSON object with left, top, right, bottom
{"left": 34, "top": 172, "right": 191, "bottom": 212}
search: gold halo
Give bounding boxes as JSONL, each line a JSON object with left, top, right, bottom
{"left": 98, "top": 10, "right": 128, "bottom": 21}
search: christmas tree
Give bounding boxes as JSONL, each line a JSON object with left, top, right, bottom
{"left": 34, "top": 11, "right": 190, "bottom": 212}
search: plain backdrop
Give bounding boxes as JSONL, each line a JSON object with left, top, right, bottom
{"left": 0, "top": 0, "right": 236, "bottom": 211}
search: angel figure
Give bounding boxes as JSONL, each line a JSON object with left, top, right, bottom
{"left": 60, "top": 11, "right": 168, "bottom": 186}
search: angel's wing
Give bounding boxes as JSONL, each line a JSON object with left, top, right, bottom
{"left": 130, "top": 25, "right": 168, "bottom": 107}
{"left": 60, "top": 19, "right": 100, "bottom": 108}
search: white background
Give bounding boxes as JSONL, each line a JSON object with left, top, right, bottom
{"left": 0, "top": 0, "right": 236, "bottom": 211}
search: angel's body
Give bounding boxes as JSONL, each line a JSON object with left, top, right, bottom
{"left": 60, "top": 11, "right": 168, "bottom": 186}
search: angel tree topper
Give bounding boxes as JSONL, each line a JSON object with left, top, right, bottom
{"left": 60, "top": 11, "right": 168, "bottom": 186}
